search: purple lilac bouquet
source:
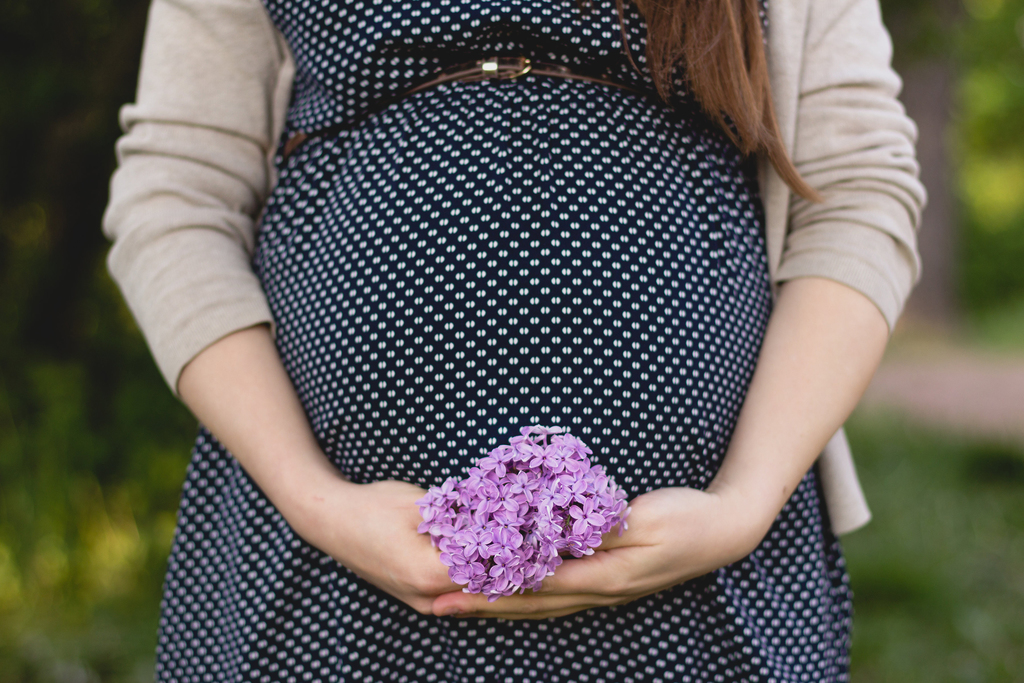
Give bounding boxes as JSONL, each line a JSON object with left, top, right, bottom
{"left": 416, "top": 426, "right": 630, "bottom": 601}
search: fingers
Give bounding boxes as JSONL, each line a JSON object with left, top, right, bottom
{"left": 456, "top": 602, "right": 609, "bottom": 620}
{"left": 430, "top": 548, "right": 641, "bottom": 618}
{"left": 355, "top": 481, "right": 464, "bottom": 604}
{"left": 593, "top": 523, "right": 633, "bottom": 551}
{"left": 408, "top": 567, "right": 462, "bottom": 597}
{"left": 536, "top": 547, "right": 632, "bottom": 594}
{"left": 437, "top": 590, "right": 619, "bottom": 619}
{"left": 404, "top": 539, "right": 463, "bottom": 596}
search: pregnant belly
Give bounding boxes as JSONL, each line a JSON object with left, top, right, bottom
{"left": 253, "top": 76, "right": 772, "bottom": 498}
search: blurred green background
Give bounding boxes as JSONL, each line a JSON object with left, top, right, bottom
{"left": 1, "top": 0, "right": 1023, "bottom": 680}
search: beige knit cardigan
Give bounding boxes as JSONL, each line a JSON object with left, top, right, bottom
{"left": 103, "top": 0, "right": 925, "bottom": 535}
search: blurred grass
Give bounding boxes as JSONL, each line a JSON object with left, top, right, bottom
{"left": 955, "top": 0, "right": 1024, "bottom": 314}
{"left": 845, "top": 410, "right": 1024, "bottom": 683}
{"left": 0, "top": 342, "right": 194, "bottom": 682}
{"left": 966, "top": 296, "right": 1024, "bottom": 352}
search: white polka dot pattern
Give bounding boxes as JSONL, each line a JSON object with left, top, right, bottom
{"left": 155, "top": 1, "right": 852, "bottom": 680}
{"left": 266, "top": 0, "right": 707, "bottom": 135}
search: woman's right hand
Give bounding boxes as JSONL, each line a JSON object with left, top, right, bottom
{"left": 177, "top": 325, "right": 457, "bottom": 614}
{"left": 287, "top": 477, "right": 461, "bottom": 615}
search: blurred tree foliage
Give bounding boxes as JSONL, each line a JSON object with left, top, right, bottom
{"left": 0, "top": 0, "right": 195, "bottom": 678}
{"left": 875, "top": 0, "right": 1024, "bottom": 319}
{"left": 885, "top": 0, "right": 1024, "bottom": 315}
{"left": 954, "top": 0, "right": 1024, "bottom": 313}
{"left": 880, "top": 0, "right": 1024, "bottom": 317}
{"left": 882, "top": 0, "right": 961, "bottom": 60}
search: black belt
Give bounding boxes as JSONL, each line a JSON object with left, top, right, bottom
{"left": 281, "top": 57, "right": 639, "bottom": 159}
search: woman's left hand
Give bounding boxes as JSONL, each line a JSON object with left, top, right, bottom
{"left": 429, "top": 485, "right": 771, "bottom": 620}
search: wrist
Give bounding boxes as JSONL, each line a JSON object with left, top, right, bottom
{"left": 703, "top": 480, "right": 781, "bottom": 559}
{"left": 259, "top": 447, "right": 358, "bottom": 545}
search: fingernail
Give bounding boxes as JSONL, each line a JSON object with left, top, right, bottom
{"left": 442, "top": 607, "right": 461, "bottom": 617}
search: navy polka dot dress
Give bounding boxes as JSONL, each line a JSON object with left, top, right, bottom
{"left": 155, "top": 0, "right": 853, "bottom": 680}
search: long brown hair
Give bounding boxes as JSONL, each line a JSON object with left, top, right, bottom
{"left": 619, "top": 0, "right": 820, "bottom": 201}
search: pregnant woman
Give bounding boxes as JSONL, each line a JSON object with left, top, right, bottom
{"left": 103, "top": 0, "right": 923, "bottom": 679}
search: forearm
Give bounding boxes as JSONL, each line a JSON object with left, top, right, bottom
{"left": 177, "top": 325, "right": 458, "bottom": 609}
{"left": 177, "top": 325, "right": 354, "bottom": 540}
{"left": 706, "top": 277, "right": 889, "bottom": 551}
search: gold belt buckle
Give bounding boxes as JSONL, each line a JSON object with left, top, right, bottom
{"left": 479, "top": 57, "right": 533, "bottom": 80}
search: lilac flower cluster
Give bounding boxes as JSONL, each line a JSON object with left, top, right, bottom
{"left": 416, "top": 426, "right": 630, "bottom": 601}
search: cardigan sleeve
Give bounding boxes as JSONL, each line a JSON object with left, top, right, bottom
{"left": 775, "top": 0, "right": 926, "bottom": 329}
{"left": 102, "top": 0, "right": 294, "bottom": 392}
